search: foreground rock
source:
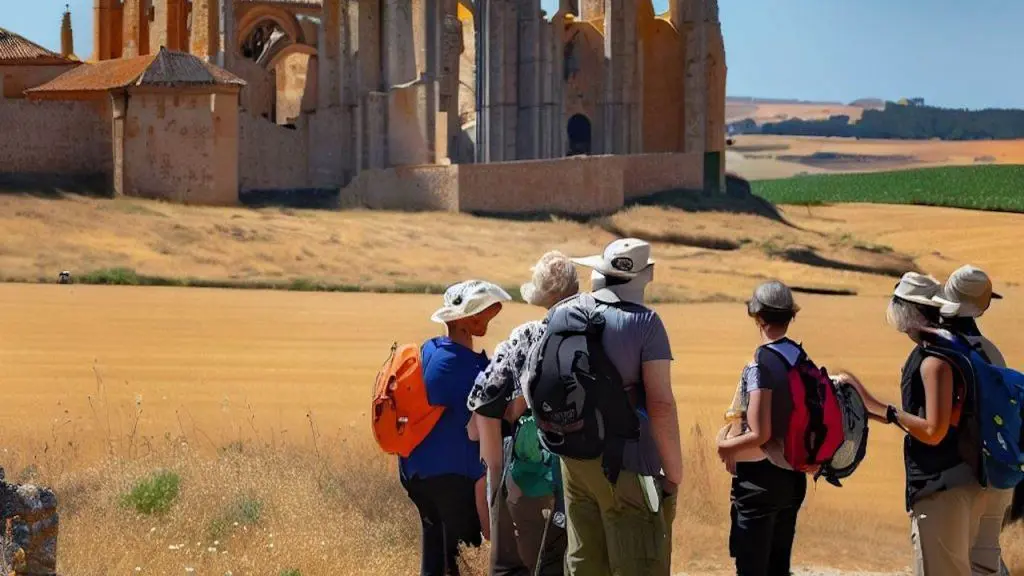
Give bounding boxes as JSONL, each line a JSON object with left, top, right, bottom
{"left": 0, "top": 468, "right": 58, "bottom": 576}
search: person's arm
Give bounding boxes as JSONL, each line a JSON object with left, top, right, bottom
{"left": 718, "top": 388, "right": 772, "bottom": 453}
{"left": 476, "top": 415, "right": 505, "bottom": 474}
{"left": 643, "top": 359, "right": 683, "bottom": 489}
{"left": 837, "top": 373, "right": 890, "bottom": 424}
{"left": 504, "top": 395, "right": 527, "bottom": 423}
{"left": 891, "top": 357, "right": 954, "bottom": 446}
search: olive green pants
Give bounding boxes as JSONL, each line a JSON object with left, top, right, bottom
{"left": 561, "top": 457, "right": 677, "bottom": 576}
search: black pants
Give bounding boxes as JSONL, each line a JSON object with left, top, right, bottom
{"left": 402, "top": 474, "right": 483, "bottom": 576}
{"left": 729, "top": 460, "right": 807, "bottom": 576}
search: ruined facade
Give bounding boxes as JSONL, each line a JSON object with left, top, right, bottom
{"left": 1, "top": 0, "right": 727, "bottom": 210}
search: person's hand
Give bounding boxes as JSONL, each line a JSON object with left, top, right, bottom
{"left": 717, "top": 444, "right": 737, "bottom": 475}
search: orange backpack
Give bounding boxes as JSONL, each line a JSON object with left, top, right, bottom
{"left": 372, "top": 342, "right": 445, "bottom": 457}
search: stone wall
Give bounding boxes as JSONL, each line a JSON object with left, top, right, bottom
{"left": 622, "top": 152, "right": 703, "bottom": 200}
{"left": 0, "top": 99, "right": 112, "bottom": 178}
{"left": 233, "top": 58, "right": 276, "bottom": 120}
{"left": 0, "top": 65, "right": 79, "bottom": 99}
{"left": 344, "top": 164, "right": 460, "bottom": 211}
{"left": 238, "top": 111, "right": 310, "bottom": 191}
{"left": 458, "top": 156, "right": 624, "bottom": 214}
{"left": 123, "top": 90, "right": 239, "bottom": 205}
{"left": 342, "top": 152, "right": 704, "bottom": 216}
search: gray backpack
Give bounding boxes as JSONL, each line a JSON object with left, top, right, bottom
{"left": 522, "top": 294, "right": 640, "bottom": 484}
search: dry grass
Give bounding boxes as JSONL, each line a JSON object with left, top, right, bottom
{"left": 727, "top": 135, "right": 1024, "bottom": 181}
{"left": 0, "top": 193, "right": 946, "bottom": 304}
{"left": 2, "top": 281, "right": 1024, "bottom": 573}
{"left": 2, "top": 200, "right": 1024, "bottom": 573}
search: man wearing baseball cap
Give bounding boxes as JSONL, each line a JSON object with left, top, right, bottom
{"left": 934, "top": 265, "right": 1014, "bottom": 575}
{"left": 559, "top": 238, "right": 681, "bottom": 576}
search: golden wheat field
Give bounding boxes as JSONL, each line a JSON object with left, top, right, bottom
{"left": 726, "top": 135, "right": 1024, "bottom": 181}
{"left": 1, "top": 194, "right": 1024, "bottom": 575}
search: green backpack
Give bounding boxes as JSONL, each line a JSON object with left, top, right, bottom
{"left": 509, "top": 415, "right": 555, "bottom": 498}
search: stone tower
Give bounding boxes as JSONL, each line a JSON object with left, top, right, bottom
{"left": 671, "top": 0, "right": 707, "bottom": 155}
{"left": 121, "top": 0, "right": 150, "bottom": 58}
{"left": 93, "top": 0, "right": 121, "bottom": 61}
{"left": 190, "top": 0, "right": 221, "bottom": 61}
{"left": 60, "top": 5, "right": 74, "bottom": 58}
{"left": 603, "top": 0, "right": 642, "bottom": 154}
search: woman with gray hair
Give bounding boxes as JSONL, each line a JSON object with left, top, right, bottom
{"left": 846, "top": 272, "right": 985, "bottom": 576}
{"left": 466, "top": 251, "right": 578, "bottom": 576}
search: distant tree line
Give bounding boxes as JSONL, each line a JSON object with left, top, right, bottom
{"left": 734, "top": 101, "right": 1024, "bottom": 140}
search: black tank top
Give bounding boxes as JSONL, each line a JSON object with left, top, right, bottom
{"left": 901, "top": 344, "right": 965, "bottom": 509}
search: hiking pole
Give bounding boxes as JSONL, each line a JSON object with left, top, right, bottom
{"left": 534, "top": 508, "right": 553, "bottom": 576}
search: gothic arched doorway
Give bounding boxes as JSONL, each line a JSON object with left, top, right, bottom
{"left": 567, "top": 114, "right": 592, "bottom": 156}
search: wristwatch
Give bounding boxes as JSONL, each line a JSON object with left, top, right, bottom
{"left": 886, "top": 405, "right": 899, "bottom": 425}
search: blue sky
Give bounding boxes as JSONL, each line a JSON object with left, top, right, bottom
{"left": 9, "top": 0, "right": 1024, "bottom": 110}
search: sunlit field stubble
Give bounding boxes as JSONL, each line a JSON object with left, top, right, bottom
{"left": 1, "top": 201, "right": 1023, "bottom": 574}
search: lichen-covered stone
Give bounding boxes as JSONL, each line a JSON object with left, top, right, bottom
{"left": 0, "top": 470, "right": 58, "bottom": 576}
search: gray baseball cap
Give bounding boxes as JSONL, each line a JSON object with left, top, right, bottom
{"left": 747, "top": 280, "right": 800, "bottom": 315}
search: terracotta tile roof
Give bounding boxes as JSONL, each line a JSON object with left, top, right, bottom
{"left": 0, "top": 27, "right": 73, "bottom": 64}
{"left": 27, "top": 48, "right": 245, "bottom": 97}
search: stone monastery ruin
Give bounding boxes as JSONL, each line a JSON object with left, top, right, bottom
{"left": 0, "top": 0, "right": 726, "bottom": 215}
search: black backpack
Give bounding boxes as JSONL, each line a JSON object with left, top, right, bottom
{"left": 522, "top": 294, "right": 641, "bottom": 484}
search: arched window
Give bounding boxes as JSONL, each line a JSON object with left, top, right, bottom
{"left": 567, "top": 114, "right": 592, "bottom": 156}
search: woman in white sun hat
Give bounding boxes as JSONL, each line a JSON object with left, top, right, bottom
{"left": 400, "top": 280, "right": 511, "bottom": 576}
{"left": 934, "top": 265, "right": 1012, "bottom": 576}
{"left": 467, "top": 251, "right": 578, "bottom": 576}
{"left": 845, "top": 272, "right": 986, "bottom": 576}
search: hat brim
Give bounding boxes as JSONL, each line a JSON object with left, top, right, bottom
{"left": 571, "top": 255, "right": 655, "bottom": 278}
{"left": 932, "top": 294, "right": 986, "bottom": 318}
{"left": 895, "top": 294, "right": 943, "bottom": 308}
{"left": 430, "top": 291, "right": 511, "bottom": 324}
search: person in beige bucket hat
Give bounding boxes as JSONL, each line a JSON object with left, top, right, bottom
{"left": 934, "top": 265, "right": 1012, "bottom": 575}
{"left": 844, "top": 271, "right": 990, "bottom": 576}
{"left": 933, "top": 265, "right": 1003, "bottom": 319}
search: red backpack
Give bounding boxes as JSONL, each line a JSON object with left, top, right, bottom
{"left": 765, "top": 343, "right": 845, "bottom": 474}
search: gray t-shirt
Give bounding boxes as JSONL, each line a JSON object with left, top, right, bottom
{"left": 596, "top": 300, "right": 674, "bottom": 477}
{"left": 738, "top": 338, "right": 799, "bottom": 469}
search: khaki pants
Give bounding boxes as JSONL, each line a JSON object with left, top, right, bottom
{"left": 969, "top": 488, "right": 1013, "bottom": 576}
{"left": 561, "top": 457, "right": 676, "bottom": 576}
{"left": 911, "top": 483, "right": 989, "bottom": 576}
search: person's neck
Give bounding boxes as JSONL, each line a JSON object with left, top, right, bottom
{"left": 448, "top": 331, "right": 474, "bottom": 350}
{"left": 761, "top": 328, "right": 788, "bottom": 344}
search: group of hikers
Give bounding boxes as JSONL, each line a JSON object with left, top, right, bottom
{"left": 371, "top": 237, "right": 1024, "bottom": 576}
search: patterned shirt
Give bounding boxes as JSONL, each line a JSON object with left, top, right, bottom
{"left": 467, "top": 321, "right": 546, "bottom": 419}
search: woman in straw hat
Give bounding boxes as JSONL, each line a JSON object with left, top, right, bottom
{"left": 400, "top": 280, "right": 511, "bottom": 576}
{"left": 845, "top": 272, "right": 986, "bottom": 576}
{"left": 934, "top": 265, "right": 1012, "bottom": 575}
{"left": 467, "top": 251, "right": 577, "bottom": 576}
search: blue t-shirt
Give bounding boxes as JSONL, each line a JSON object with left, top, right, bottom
{"left": 399, "top": 337, "right": 488, "bottom": 481}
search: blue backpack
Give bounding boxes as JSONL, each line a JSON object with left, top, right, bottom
{"left": 931, "top": 334, "right": 1024, "bottom": 489}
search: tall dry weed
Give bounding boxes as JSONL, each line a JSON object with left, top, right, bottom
{"left": 1, "top": 391, "right": 1022, "bottom": 574}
